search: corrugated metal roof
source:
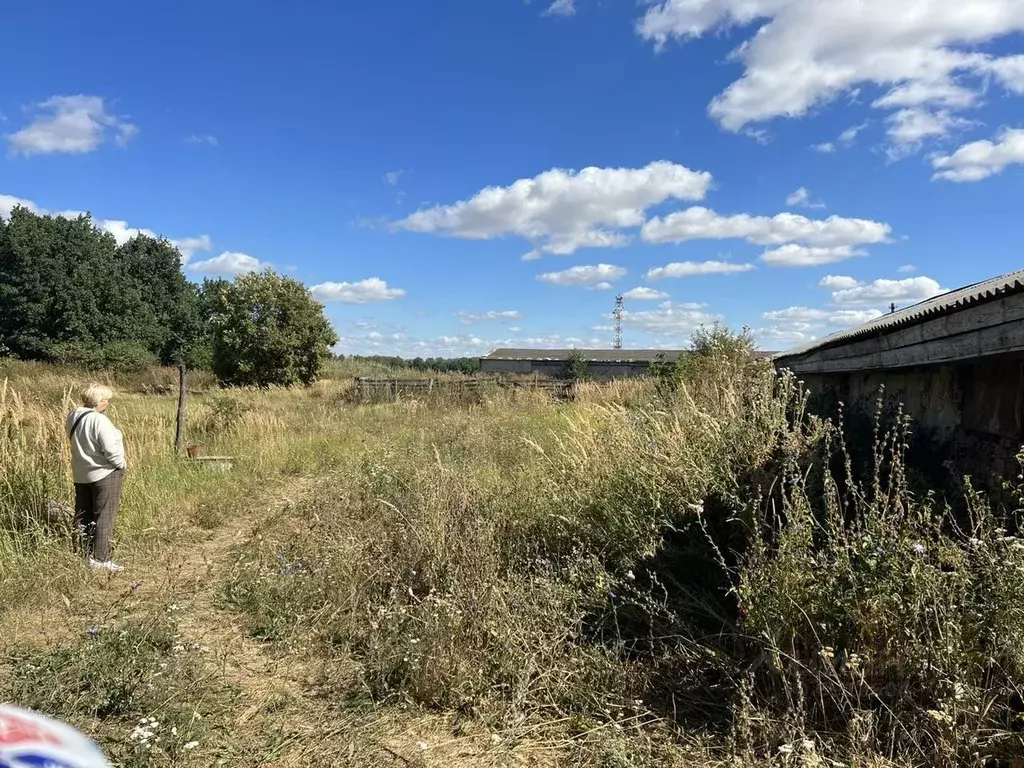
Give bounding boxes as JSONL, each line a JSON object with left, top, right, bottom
{"left": 774, "top": 268, "right": 1024, "bottom": 361}
{"left": 482, "top": 348, "right": 685, "bottom": 363}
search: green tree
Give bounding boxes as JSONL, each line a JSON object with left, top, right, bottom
{"left": 116, "top": 235, "right": 203, "bottom": 364}
{"left": 561, "top": 348, "right": 589, "bottom": 382}
{"left": 208, "top": 269, "right": 339, "bottom": 387}
{"left": 0, "top": 207, "right": 203, "bottom": 367}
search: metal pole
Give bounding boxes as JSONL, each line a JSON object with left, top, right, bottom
{"left": 175, "top": 364, "right": 188, "bottom": 455}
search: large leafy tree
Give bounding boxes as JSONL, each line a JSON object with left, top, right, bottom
{"left": 116, "top": 236, "right": 201, "bottom": 364}
{"left": 207, "top": 269, "right": 338, "bottom": 387}
{"left": 0, "top": 206, "right": 203, "bottom": 367}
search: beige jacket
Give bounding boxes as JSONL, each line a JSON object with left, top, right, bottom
{"left": 66, "top": 408, "right": 127, "bottom": 484}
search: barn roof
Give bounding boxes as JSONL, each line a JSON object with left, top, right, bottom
{"left": 482, "top": 348, "right": 685, "bottom": 363}
{"left": 775, "top": 268, "right": 1024, "bottom": 362}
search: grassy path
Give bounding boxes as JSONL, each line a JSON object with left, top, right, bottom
{"left": 3, "top": 469, "right": 549, "bottom": 767}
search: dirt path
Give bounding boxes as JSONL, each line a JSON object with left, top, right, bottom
{"left": 105, "top": 479, "right": 522, "bottom": 767}
{"left": 1, "top": 476, "right": 550, "bottom": 767}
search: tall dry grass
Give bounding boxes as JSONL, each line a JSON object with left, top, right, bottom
{"left": 4, "top": 351, "right": 1024, "bottom": 766}
{"left": 224, "top": 349, "right": 1024, "bottom": 766}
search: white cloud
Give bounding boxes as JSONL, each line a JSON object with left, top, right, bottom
{"left": 830, "top": 276, "right": 946, "bottom": 306}
{"left": 508, "top": 326, "right": 523, "bottom": 332}
{"left": 185, "top": 133, "right": 218, "bottom": 146}
{"left": 786, "top": 187, "right": 810, "bottom": 206}
{"left": 538, "top": 264, "right": 627, "bottom": 288}
{"left": 174, "top": 235, "right": 213, "bottom": 264}
{"left": 818, "top": 275, "right": 861, "bottom": 290}
{"left": 622, "top": 286, "right": 671, "bottom": 301}
{"left": 0, "top": 194, "right": 42, "bottom": 218}
{"left": 761, "top": 244, "right": 866, "bottom": 267}
{"left": 838, "top": 122, "right": 869, "bottom": 146}
{"left": 90, "top": 219, "right": 157, "bottom": 244}
{"left": 885, "top": 108, "right": 975, "bottom": 157}
{"left": 641, "top": 207, "right": 891, "bottom": 250}
{"left": 757, "top": 304, "right": 885, "bottom": 347}
{"left": 645, "top": 260, "right": 754, "bottom": 281}
{"left": 931, "top": 128, "right": 1024, "bottom": 182}
{"left": 622, "top": 301, "right": 720, "bottom": 336}
{"left": 189, "top": 252, "right": 268, "bottom": 277}
{"left": 6, "top": 95, "right": 137, "bottom": 157}
{"left": 763, "top": 306, "right": 885, "bottom": 326}
{"left": 813, "top": 142, "right": 836, "bottom": 153}
{"left": 396, "top": 161, "right": 712, "bottom": 257}
{"left": 897, "top": 264, "right": 917, "bottom": 273}
{"left": 754, "top": 326, "right": 817, "bottom": 347}
{"left": 785, "top": 186, "right": 825, "bottom": 208}
{"left": 457, "top": 310, "right": 523, "bottom": 325}
{"left": 384, "top": 170, "right": 404, "bottom": 186}
{"left": 981, "top": 55, "right": 1024, "bottom": 94}
{"left": 635, "top": 0, "right": 1024, "bottom": 154}
{"left": 543, "top": 0, "right": 576, "bottom": 17}
{"left": 310, "top": 278, "right": 406, "bottom": 304}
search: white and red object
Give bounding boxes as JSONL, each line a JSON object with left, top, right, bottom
{"left": 0, "top": 705, "right": 110, "bottom": 768}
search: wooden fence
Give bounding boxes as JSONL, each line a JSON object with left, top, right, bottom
{"left": 351, "top": 376, "right": 576, "bottom": 404}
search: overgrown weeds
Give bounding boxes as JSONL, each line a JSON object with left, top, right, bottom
{"left": 4, "top": 347, "right": 1024, "bottom": 766}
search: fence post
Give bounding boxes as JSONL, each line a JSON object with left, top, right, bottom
{"left": 174, "top": 365, "right": 187, "bottom": 455}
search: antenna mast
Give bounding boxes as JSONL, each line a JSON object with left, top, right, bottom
{"left": 613, "top": 294, "right": 624, "bottom": 350}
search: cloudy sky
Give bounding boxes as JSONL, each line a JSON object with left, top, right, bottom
{"left": 2, "top": 1, "right": 1023, "bottom": 356}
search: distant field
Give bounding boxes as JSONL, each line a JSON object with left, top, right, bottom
{"left": 2, "top": 353, "right": 1023, "bottom": 767}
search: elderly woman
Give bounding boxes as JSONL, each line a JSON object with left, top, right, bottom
{"left": 67, "top": 384, "right": 127, "bottom": 573}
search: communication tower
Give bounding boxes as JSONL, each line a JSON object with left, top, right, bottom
{"left": 613, "top": 294, "right": 624, "bottom": 350}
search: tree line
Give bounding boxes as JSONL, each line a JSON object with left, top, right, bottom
{"left": 0, "top": 206, "right": 337, "bottom": 386}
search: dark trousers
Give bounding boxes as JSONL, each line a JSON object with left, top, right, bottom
{"left": 73, "top": 469, "right": 125, "bottom": 562}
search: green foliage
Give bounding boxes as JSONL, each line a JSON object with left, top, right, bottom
{"left": 651, "top": 323, "right": 759, "bottom": 396}
{"left": 336, "top": 354, "right": 479, "bottom": 375}
{"left": 208, "top": 269, "right": 339, "bottom": 387}
{"left": 47, "top": 340, "right": 159, "bottom": 373}
{"left": 733, "top": 418, "right": 1024, "bottom": 765}
{"left": 562, "top": 347, "right": 590, "bottom": 381}
{"left": 196, "top": 393, "right": 250, "bottom": 436}
{"left": 0, "top": 206, "right": 204, "bottom": 366}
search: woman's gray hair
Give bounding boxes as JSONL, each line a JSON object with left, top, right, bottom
{"left": 81, "top": 383, "right": 115, "bottom": 408}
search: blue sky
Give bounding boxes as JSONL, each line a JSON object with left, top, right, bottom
{"left": 2, "top": 0, "right": 1023, "bottom": 356}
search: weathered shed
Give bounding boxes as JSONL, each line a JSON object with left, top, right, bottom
{"left": 479, "top": 348, "right": 685, "bottom": 379}
{"left": 774, "top": 268, "right": 1024, "bottom": 479}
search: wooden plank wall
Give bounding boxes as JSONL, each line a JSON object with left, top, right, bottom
{"left": 780, "top": 293, "right": 1024, "bottom": 374}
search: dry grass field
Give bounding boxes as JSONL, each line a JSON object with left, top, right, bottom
{"left": 2, "top": 350, "right": 1023, "bottom": 767}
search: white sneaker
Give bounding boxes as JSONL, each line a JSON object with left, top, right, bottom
{"left": 88, "top": 558, "right": 125, "bottom": 573}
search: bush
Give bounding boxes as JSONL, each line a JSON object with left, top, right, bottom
{"left": 731, "top": 415, "right": 1024, "bottom": 765}
{"left": 195, "top": 393, "right": 250, "bottom": 437}
{"left": 562, "top": 348, "right": 590, "bottom": 382}
{"left": 47, "top": 340, "right": 158, "bottom": 373}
